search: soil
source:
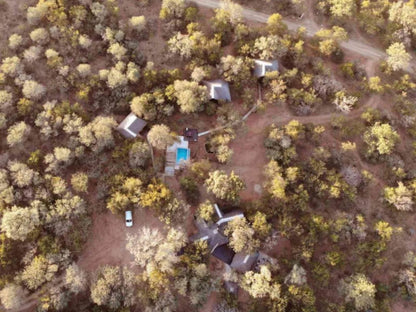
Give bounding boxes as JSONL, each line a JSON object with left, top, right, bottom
{"left": 77, "top": 210, "right": 165, "bottom": 272}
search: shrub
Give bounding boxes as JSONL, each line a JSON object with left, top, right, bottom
{"left": 23, "top": 46, "right": 42, "bottom": 63}
{"left": 71, "top": 172, "right": 89, "bottom": 193}
{"left": 1, "top": 56, "right": 22, "bottom": 77}
{"left": 29, "top": 28, "right": 49, "bottom": 45}
{"left": 147, "top": 124, "right": 175, "bottom": 150}
{"left": 0, "top": 90, "right": 13, "bottom": 110}
{"left": 22, "top": 80, "right": 46, "bottom": 100}
{"left": 129, "top": 16, "right": 147, "bottom": 33}
{"left": 129, "top": 141, "right": 150, "bottom": 168}
{"left": 78, "top": 35, "right": 92, "bottom": 49}
{"left": 8, "top": 34, "right": 23, "bottom": 50}
{"left": 76, "top": 64, "right": 91, "bottom": 77}
{"left": 180, "top": 176, "right": 200, "bottom": 205}
{"left": 7, "top": 122, "right": 31, "bottom": 147}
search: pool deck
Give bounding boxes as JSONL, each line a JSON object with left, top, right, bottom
{"left": 165, "top": 136, "right": 190, "bottom": 175}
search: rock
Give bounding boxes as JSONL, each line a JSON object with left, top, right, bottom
{"left": 254, "top": 184, "right": 262, "bottom": 194}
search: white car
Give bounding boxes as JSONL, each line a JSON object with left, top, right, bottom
{"left": 125, "top": 211, "right": 133, "bottom": 227}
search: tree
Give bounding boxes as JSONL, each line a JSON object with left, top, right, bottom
{"left": 7, "top": 121, "right": 31, "bottom": 147}
{"left": 384, "top": 182, "right": 414, "bottom": 211}
{"left": 205, "top": 170, "right": 245, "bottom": 202}
{"left": 374, "top": 220, "right": 394, "bottom": 241}
{"left": 21, "top": 256, "right": 57, "bottom": 290}
{"left": 168, "top": 32, "right": 193, "bottom": 60}
{"left": 90, "top": 2, "right": 108, "bottom": 22}
{"left": 1, "top": 56, "right": 22, "bottom": 77}
{"left": 253, "top": 35, "right": 289, "bottom": 59}
{"left": 107, "top": 67, "right": 128, "bottom": 89}
{"left": 341, "top": 274, "right": 376, "bottom": 311}
{"left": 8, "top": 161, "right": 35, "bottom": 187}
{"left": 1, "top": 205, "right": 40, "bottom": 241}
{"left": 0, "top": 283, "right": 26, "bottom": 310}
{"left": 22, "top": 80, "right": 46, "bottom": 100}
{"left": 264, "top": 160, "right": 287, "bottom": 200}
{"left": 388, "top": 2, "right": 416, "bottom": 36}
{"left": 130, "top": 90, "right": 169, "bottom": 121}
{"left": 154, "top": 228, "right": 187, "bottom": 273}
{"left": 23, "top": 46, "right": 42, "bottom": 63}
{"left": 364, "top": 122, "right": 399, "bottom": 156}
{"left": 160, "top": 0, "right": 186, "bottom": 21}
{"left": 172, "top": 80, "right": 208, "bottom": 113}
{"left": 8, "top": 34, "right": 23, "bottom": 50}
{"left": 46, "top": 196, "right": 86, "bottom": 236}
{"left": 197, "top": 200, "right": 215, "bottom": 222}
{"left": 398, "top": 269, "right": 416, "bottom": 298}
{"left": 64, "top": 263, "right": 87, "bottom": 294}
{"left": 108, "top": 43, "right": 127, "bottom": 60}
{"left": 130, "top": 16, "right": 147, "bottom": 33}
{"left": 129, "top": 141, "right": 151, "bottom": 168}
{"left": 71, "top": 172, "right": 89, "bottom": 193}
{"left": 90, "top": 266, "right": 137, "bottom": 309}
{"left": 386, "top": 42, "right": 411, "bottom": 71}
{"left": 76, "top": 64, "right": 91, "bottom": 77}
{"left": 147, "top": 124, "right": 176, "bottom": 149}
{"left": 333, "top": 91, "right": 358, "bottom": 113}
{"left": 26, "top": 2, "right": 50, "bottom": 25}
{"left": 327, "top": 0, "right": 356, "bottom": 18}
{"left": 0, "top": 90, "right": 13, "bottom": 110}
{"left": 219, "top": 55, "right": 253, "bottom": 88}
{"left": 267, "top": 13, "right": 287, "bottom": 35}
{"left": 127, "top": 227, "right": 186, "bottom": 274}
{"left": 79, "top": 116, "right": 117, "bottom": 153}
{"left": 284, "top": 264, "right": 307, "bottom": 285}
{"left": 78, "top": 35, "right": 92, "bottom": 49}
{"left": 225, "top": 217, "right": 259, "bottom": 253}
{"left": 251, "top": 211, "right": 271, "bottom": 238}
{"left": 241, "top": 266, "right": 283, "bottom": 299}
{"left": 219, "top": 0, "right": 243, "bottom": 26}
{"left": 126, "top": 228, "right": 163, "bottom": 268}
{"left": 44, "top": 147, "right": 74, "bottom": 173}
{"left": 315, "top": 26, "right": 348, "bottom": 56}
{"left": 30, "top": 27, "right": 49, "bottom": 44}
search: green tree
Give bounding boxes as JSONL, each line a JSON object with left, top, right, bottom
{"left": 225, "top": 217, "right": 260, "bottom": 253}
{"left": 384, "top": 182, "right": 413, "bottom": 211}
{"left": 1, "top": 205, "right": 40, "bottom": 241}
{"left": 364, "top": 122, "right": 399, "bottom": 156}
{"left": 386, "top": 42, "right": 411, "bottom": 71}
{"left": 205, "top": 170, "right": 245, "bottom": 202}
{"left": 7, "top": 122, "right": 31, "bottom": 147}
{"left": 172, "top": 80, "right": 208, "bottom": 113}
{"left": 70, "top": 172, "right": 88, "bottom": 193}
{"left": 90, "top": 266, "right": 137, "bottom": 309}
{"left": 79, "top": 116, "right": 117, "bottom": 153}
{"left": 267, "top": 13, "right": 287, "bottom": 35}
{"left": 0, "top": 283, "right": 26, "bottom": 309}
{"left": 147, "top": 124, "right": 176, "bottom": 150}
{"left": 341, "top": 274, "right": 376, "bottom": 311}
{"left": 197, "top": 200, "right": 214, "bottom": 222}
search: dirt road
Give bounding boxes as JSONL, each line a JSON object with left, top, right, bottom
{"left": 188, "top": 0, "right": 415, "bottom": 73}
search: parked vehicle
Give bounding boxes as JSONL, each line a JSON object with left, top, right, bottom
{"left": 125, "top": 211, "right": 133, "bottom": 227}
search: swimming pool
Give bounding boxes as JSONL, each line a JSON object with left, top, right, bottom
{"left": 176, "top": 148, "right": 189, "bottom": 163}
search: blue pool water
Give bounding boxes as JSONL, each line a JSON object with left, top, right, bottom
{"left": 176, "top": 148, "right": 189, "bottom": 163}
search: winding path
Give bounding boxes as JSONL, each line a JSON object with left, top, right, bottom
{"left": 188, "top": 0, "right": 415, "bottom": 73}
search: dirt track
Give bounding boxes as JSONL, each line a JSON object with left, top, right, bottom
{"left": 188, "top": 0, "right": 415, "bottom": 73}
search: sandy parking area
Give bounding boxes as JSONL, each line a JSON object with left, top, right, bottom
{"left": 77, "top": 210, "right": 164, "bottom": 272}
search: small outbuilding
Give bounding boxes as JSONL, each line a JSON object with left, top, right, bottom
{"left": 253, "top": 60, "right": 279, "bottom": 78}
{"left": 183, "top": 128, "right": 198, "bottom": 142}
{"left": 204, "top": 79, "right": 232, "bottom": 102}
{"left": 117, "top": 112, "right": 147, "bottom": 139}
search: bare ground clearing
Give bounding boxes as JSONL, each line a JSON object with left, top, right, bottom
{"left": 77, "top": 210, "right": 165, "bottom": 272}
